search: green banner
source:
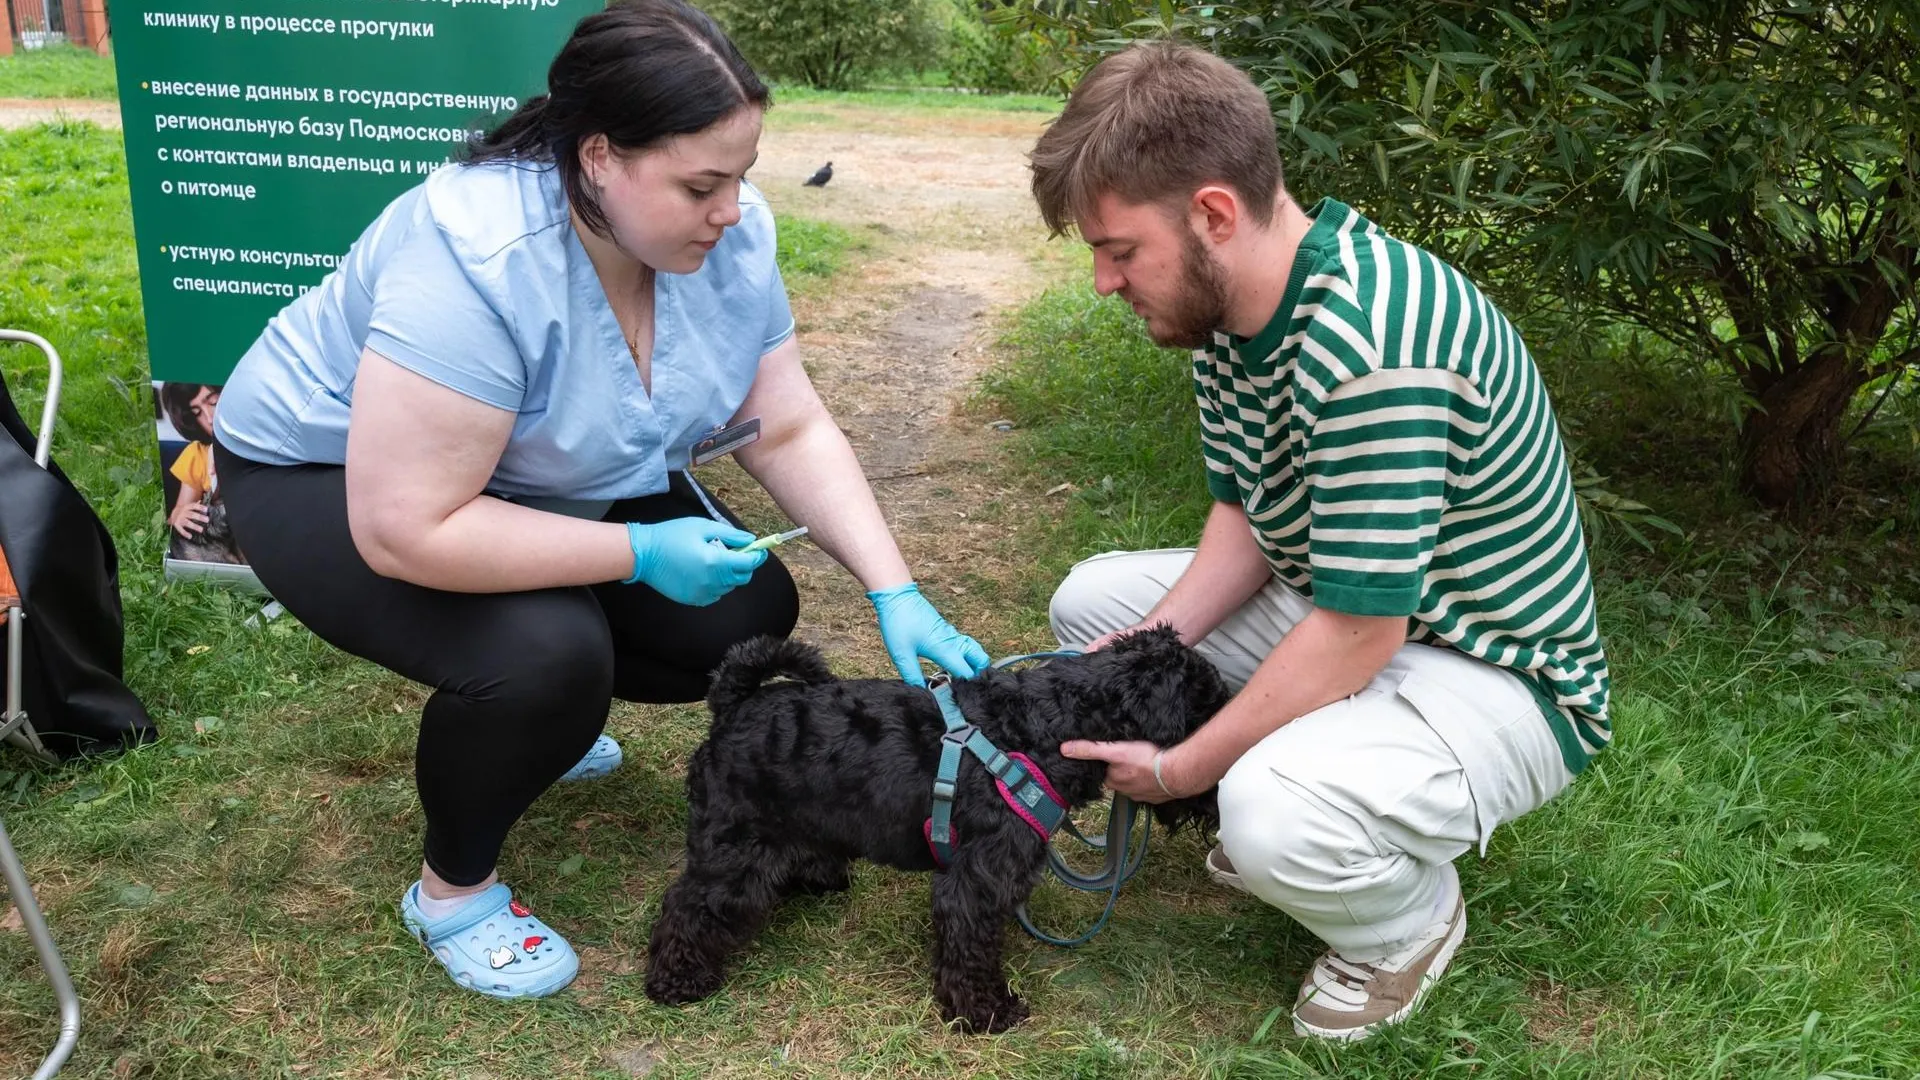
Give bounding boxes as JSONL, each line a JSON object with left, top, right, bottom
{"left": 108, "top": 0, "right": 600, "bottom": 575}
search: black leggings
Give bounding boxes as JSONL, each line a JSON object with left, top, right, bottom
{"left": 214, "top": 440, "right": 799, "bottom": 885}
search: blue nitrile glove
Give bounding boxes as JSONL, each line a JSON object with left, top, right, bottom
{"left": 867, "top": 582, "right": 991, "bottom": 686}
{"left": 624, "top": 517, "right": 768, "bottom": 606}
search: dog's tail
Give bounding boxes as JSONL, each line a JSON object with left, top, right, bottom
{"left": 707, "top": 635, "right": 836, "bottom": 719}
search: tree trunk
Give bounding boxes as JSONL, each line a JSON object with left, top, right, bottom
{"left": 1736, "top": 219, "right": 1912, "bottom": 510}
{"left": 1737, "top": 348, "right": 1870, "bottom": 509}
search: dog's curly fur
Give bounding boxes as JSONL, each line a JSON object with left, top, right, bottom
{"left": 644, "top": 626, "right": 1232, "bottom": 1032}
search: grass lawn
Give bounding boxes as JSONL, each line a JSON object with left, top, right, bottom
{"left": 4, "top": 95, "right": 1920, "bottom": 1078}
{"left": 771, "top": 215, "right": 866, "bottom": 297}
{"left": 0, "top": 42, "right": 118, "bottom": 100}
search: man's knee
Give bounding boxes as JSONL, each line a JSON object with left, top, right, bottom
{"left": 1047, "top": 562, "right": 1106, "bottom": 643}
{"left": 1217, "top": 755, "right": 1367, "bottom": 894}
{"left": 1049, "top": 550, "right": 1182, "bottom": 645}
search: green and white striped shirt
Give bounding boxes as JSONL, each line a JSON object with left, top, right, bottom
{"left": 1196, "top": 198, "right": 1610, "bottom": 772}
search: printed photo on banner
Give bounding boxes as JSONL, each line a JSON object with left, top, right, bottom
{"left": 153, "top": 380, "right": 247, "bottom": 567}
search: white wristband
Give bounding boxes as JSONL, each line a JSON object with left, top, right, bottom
{"left": 1152, "top": 750, "right": 1176, "bottom": 799}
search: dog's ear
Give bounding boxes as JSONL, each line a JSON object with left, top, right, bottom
{"left": 1095, "top": 632, "right": 1232, "bottom": 746}
{"left": 1180, "top": 650, "right": 1233, "bottom": 736}
{"left": 1082, "top": 627, "right": 1171, "bottom": 734}
{"left": 1129, "top": 658, "right": 1208, "bottom": 749}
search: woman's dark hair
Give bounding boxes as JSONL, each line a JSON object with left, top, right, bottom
{"left": 464, "top": 0, "right": 770, "bottom": 237}
{"left": 158, "top": 382, "right": 217, "bottom": 442}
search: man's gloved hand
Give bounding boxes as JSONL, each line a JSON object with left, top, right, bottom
{"left": 867, "top": 582, "right": 991, "bottom": 686}
{"left": 625, "top": 518, "right": 767, "bottom": 606}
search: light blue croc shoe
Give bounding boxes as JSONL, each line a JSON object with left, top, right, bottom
{"left": 559, "top": 734, "right": 623, "bottom": 782}
{"left": 400, "top": 882, "right": 579, "bottom": 999}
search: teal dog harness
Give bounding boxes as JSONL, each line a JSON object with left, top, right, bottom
{"left": 922, "top": 670, "right": 1068, "bottom": 867}
{"left": 919, "top": 650, "right": 1153, "bottom": 947}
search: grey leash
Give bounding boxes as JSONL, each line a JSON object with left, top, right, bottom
{"left": 988, "top": 649, "right": 1153, "bottom": 947}
{"left": 1014, "top": 793, "right": 1150, "bottom": 946}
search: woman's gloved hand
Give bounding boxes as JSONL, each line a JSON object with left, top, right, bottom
{"left": 625, "top": 518, "right": 768, "bottom": 606}
{"left": 867, "top": 582, "right": 991, "bottom": 686}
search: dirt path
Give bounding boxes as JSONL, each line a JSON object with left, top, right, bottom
{"left": 0, "top": 96, "right": 119, "bottom": 127}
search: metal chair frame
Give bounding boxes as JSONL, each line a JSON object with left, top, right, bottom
{"left": 1, "top": 327, "right": 84, "bottom": 1079}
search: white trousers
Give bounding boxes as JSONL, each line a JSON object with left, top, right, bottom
{"left": 1050, "top": 549, "right": 1576, "bottom": 961}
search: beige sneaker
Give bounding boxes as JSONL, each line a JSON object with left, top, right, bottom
{"left": 1205, "top": 844, "right": 1249, "bottom": 894}
{"left": 1292, "top": 864, "right": 1466, "bottom": 1042}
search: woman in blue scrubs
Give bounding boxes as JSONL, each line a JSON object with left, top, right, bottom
{"left": 210, "top": 0, "right": 986, "bottom": 998}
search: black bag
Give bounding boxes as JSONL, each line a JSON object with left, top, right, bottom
{"left": 0, "top": 364, "right": 156, "bottom": 760}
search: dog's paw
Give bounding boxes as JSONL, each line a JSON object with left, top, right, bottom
{"left": 985, "top": 992, "right": 1031, "bottom": 1033}
{"left": 644, "top": 961, "right": 725, "bottom": 1006}
{"left": 944, "top": 991, "right": 1029, "bottom": 1034}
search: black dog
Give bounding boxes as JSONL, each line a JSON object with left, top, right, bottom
{"left": 644, "top": 626, "right": 1231, "bottom": 1032}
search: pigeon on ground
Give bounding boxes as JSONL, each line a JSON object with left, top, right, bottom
{"left": 803, "top": 162, "right": 833, "bottom": 187}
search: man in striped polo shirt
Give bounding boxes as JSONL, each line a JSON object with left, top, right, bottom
{"left": 1029, "top": 41, "right": 1609, "bottom": 1041}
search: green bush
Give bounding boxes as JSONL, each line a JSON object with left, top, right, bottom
{"left": 944, "top": 2, "right": 1062, "bottom": 94}
{"left": 1009, "top": 1, "right": 1920, "bottom": 511}
{"left": 708, "top": 0, "right": 945, "bottom": 90}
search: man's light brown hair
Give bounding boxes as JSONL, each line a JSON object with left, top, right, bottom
{"left": 1030, "top": 41, "right": 1281, "bottom": 237}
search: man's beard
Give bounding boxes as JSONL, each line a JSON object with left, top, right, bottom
{"left": 1148, "top": 227, "right": 1231, "bottom": 349}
